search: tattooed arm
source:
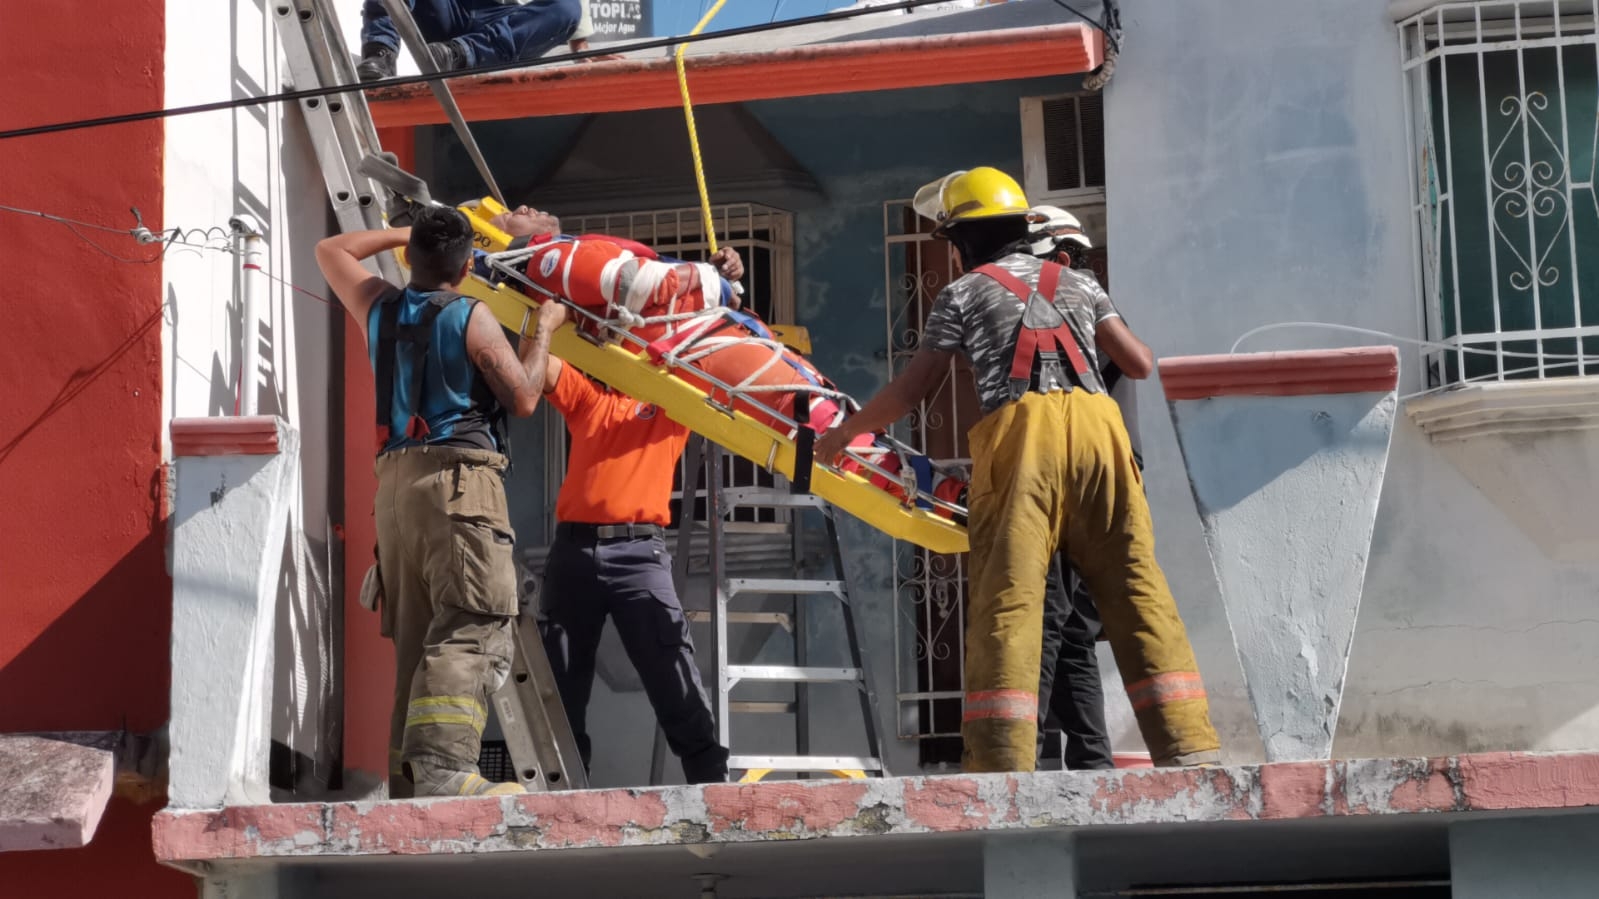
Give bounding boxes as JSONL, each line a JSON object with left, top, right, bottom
{"left": 464, "top": 301, "right": 568, "bottom": 417}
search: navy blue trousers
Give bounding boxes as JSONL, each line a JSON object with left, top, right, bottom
{"left": 1037, "top": 555, "right": 1114, "bottom": 770}
{"left": 538, "top": 530, "right": 729, "bottom": 784}
{"left": 362, "top": 0, "right": 579, "bottom": 67}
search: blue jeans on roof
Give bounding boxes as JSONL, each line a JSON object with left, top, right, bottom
{"left": 362, "top": 0, "right": 580, "bottom": 68}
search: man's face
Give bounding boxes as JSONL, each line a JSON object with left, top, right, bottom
{"left": 490, "top": 204, "right": 561, "bottom": 238}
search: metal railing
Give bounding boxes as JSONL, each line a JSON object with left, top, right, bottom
{"left": 883, "top": 200, "right": 972, "bottom": 744}
{"left": 1398, "top": 0, "right": 1599, "bottom": 386}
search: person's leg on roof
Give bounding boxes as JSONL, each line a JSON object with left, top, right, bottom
{"left": 374, "top": 452, "right": 427, "bottom": 798}
{"left": 1037, "top": 555, "right": 1114, "bottom": 770}
{"left": 1052, "top": 566, "right": 1114, "bottom": 770}
{"left": 397, "top": 450, "right": 522, "bottom": 796}
{"left": 600, "top": 534, "right": 728, "bottom": 784}
{"left": 359, "top": 0, "right": 493, "bottom": 80}
{"left": 962, "top": 392, "right": 1068, "bottom": 773}
{"left": 358, "top": 0, "right": 403, "bottom": 81}
{"left": 1062, "top": 391, "right": 1221, "bottom": 766}
{"left": 454, "top": 0, "right": 581, "bottom": 67}
{"left": 538, "top": 533, "right": 609, "bottom": 773}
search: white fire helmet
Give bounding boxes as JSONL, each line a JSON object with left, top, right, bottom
{"left": 1027, "top": 205, "right": 1093, "bottom": 257}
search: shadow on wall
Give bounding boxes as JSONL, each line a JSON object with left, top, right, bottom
{"left": 1172, "top": 391, "right": 1395, "bottom": 513}
{"left": 0, "top": 309, "right": 165, "bottom": 471}
{"left": 0, "top": 528, "right": 171, "bottom": 736}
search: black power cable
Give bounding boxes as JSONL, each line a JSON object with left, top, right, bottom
{"left": 0, "top": 0, "right": 1119, "bottom": 142}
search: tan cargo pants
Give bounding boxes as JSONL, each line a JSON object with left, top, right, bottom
{"left": 374, "top": 446, "right": 517, "bottom": 797}
{"left": 963, "top": 390, "right": 1220, "bottom": 772}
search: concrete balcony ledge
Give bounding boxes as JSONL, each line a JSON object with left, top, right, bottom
{"left": 154, "top": 751, "right": 1599, "bottom": 864}
{"left": 1405, "top": 377, "right": 1599, "bottom": 562}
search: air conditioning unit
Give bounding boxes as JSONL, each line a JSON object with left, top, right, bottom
{"left": 1020, "top": 92, "right": 1107, "bottom": 243}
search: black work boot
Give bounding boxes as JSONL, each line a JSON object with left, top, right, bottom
{"left": 356, "top": 43, "right": 397, "bottom": 83}
{"left": 427, "top": 39, "right": 468, "bottom": 72}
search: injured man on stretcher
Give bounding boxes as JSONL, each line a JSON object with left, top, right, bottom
{"left": 475, "top": 201, "right": 970, "bottom": 517}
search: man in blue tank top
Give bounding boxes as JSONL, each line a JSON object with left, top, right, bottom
{"left": 317, "top": 206, "right": 566, "bottom": 798}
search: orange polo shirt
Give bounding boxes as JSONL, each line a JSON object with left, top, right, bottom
{"left": 548, "top": 364, "right": 688, "bottom": 527}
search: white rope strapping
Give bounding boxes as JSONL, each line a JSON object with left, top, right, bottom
{"left": 480, "top": 252, "right": 963, "bottom": 515}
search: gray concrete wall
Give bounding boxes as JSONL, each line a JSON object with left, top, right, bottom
{"left": 1105, "top": 0, "right": 1599, "bottom": 760}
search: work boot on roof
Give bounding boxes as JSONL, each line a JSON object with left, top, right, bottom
{"left": 405, "top": 760, "right": 526, "bottom": 798}
{"left": 428, "top": 40, "right": 468, "bottom": 72}
{"left": 356, "top": 43, "right": 397, "bottom": 82}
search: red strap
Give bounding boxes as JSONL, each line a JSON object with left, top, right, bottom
{"left": 1034, "top": 262, "right": 1089, "bottom": 375}
{"left": 972, "top": 263, "right": 1033, "bottom": 303}
{"left": 1010, "top": 329, "right": 1042, "bottom": 381}
{"left": 1049, "top": 326, "right": 1091, "bottom": 376}
{"left": 1037, "top": 261, "right": 1063, "bottom": 305}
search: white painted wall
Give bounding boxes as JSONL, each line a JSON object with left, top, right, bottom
{"left": 1106, "top": 0, "right": 1599, "bottom": 760}
{"left": 163, "top": 0, "right": 339, "bottom": 788}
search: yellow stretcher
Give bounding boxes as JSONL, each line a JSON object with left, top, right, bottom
{"left": 403, "top": 199, "right": 969, "bottom": 555}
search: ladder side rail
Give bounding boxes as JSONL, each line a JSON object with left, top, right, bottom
{"left": 826, "top": 511, "right": 886, "bottom": 773}
{"left": 708, "top": 447, "right": 732, "bottom": 751}
{"left": 274, "top": 2, "right": 403, "bottom": 282}
{"left": 307, "top": 0, "right": 386, "bottom": 154}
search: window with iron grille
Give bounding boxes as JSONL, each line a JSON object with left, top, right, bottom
{"left": 1398, "top": 1, "right": 1599, "bottom": 387}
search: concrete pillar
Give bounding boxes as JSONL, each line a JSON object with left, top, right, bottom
{"left": 1450, "top": 815, "right": 1599, "bottom": 899}
{"left": 168, "top": 417, "right": 300, "bottom": 809}
{"left": 1160, "top": 347, "right": 1399, "bottom": 762}
{"left": 984, "top": 833, "right": 1078, "bottom": 898}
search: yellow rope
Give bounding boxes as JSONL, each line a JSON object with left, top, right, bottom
{"left": 675, "top": 0, "right": 730, "bottom": 255}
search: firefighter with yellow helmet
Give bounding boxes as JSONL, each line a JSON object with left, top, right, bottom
{"left": 816, "top": 167, "right": 1221, "bottom": 771}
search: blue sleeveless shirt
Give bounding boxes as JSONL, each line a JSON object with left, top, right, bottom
{"left": 367, "top": 287, "right": 501, "bottom": 453}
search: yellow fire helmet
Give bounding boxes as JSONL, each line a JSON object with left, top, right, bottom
{"left": 911, "top": 166, "right": 1031, "bottom": 234}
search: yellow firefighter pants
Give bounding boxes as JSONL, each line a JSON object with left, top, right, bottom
{"left": 374, "top": 446, "right": 518, "bottom": 797}
{"left": 962, "top": 390, "right": 1220, "bottom": 772}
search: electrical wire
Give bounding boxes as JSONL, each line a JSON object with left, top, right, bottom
{"left": 0, "top": 0, "right": 1119, "bottom": 143}
{"left": 1, "top": 198, "right": 334, "bottom": 306}
{"left": 1048, "top": 0, "right": 1118, "bottom": 53}
{"left": 1229, "top": 321, "right": 1594, "bottom": 362}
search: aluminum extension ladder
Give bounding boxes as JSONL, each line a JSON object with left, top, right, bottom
{"left": 271, "top": 0, "right": 586, "bottom": 792}
{"left": 653, "top": 435, "right": 886, "bottom": 783}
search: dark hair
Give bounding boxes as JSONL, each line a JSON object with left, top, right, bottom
{"left": 946, "top": 215, "right": 1031, "bottom": 269}
{"left": 407, "top": 205, "right": 474, "bottom": 287}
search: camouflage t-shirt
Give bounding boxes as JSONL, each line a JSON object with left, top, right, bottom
{"left": 921, "top": 253, "right": 1120, "bottom": 415}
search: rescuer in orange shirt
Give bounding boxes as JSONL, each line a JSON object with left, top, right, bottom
{"left": 515, "top": 200, "right": 746, "bottom": 782}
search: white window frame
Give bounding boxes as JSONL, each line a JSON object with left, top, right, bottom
{"left": 1020, "top": 92, "right": 1108, "bottom": 243}
{"left": 1396, "top": 0, "right": 1599, "bottom": 388}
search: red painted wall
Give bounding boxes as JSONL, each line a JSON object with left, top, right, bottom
{"left": 340, "top": 127, "right": 417, "bottom": 782}
{"left": 0, "top": 1, "right": 188, "bottom": 894}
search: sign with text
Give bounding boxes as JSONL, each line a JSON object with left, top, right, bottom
{"left": 588, "top": 0, "right": 650, "bottom": 42}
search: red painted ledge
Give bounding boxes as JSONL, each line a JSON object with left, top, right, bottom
{"left": 151, "top": 751, "right": 1599, "bottom": 864}
{"left": 368, "top": 23, "right": 1101, "bottom": 128}
{"left": 1161, "top": 347, "right": 1400, "bottom": 401}
{"left": 170, "top": 417, "right": 283, "bottom": 457}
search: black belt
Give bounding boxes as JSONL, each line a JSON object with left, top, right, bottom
{"left": 556, "top": 522, "right": 665, "bottom": 542}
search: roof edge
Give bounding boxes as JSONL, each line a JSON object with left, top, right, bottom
{"left": 369, "top": 22, "right": 1101, "bottom": 128}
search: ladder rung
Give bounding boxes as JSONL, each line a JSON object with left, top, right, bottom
{"left": 721, "top": 521, "right": 792, "bottom": 535}
{"left": 721, "top": 488, "right": 830, "bottom": 509}
{"left": 729, "top": 755, "right": 884, "bottom": 772}
{"left": 728, "top": 578, "right": 844, "bottom": 596}
{"left": 727, "top": 665, "right": 861, "bottom": 684}
{"left": 729, "top": 701, "right": 797, "bottom": 715}
{"left": 685, "top": 610, "right": 793, "bottom": 630}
